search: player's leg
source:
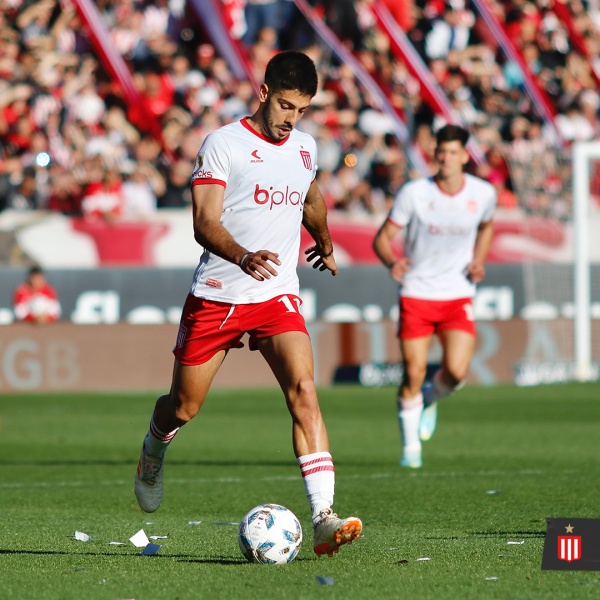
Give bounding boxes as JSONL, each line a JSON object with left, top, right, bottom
{"left": 135, "top": 295, "right": 245, "bottom": 512}
{"left": 431, "top": 328, "right": 475, "bottom": 398}
{"left": 420, "top": 321, "right": 476, "bottom": 441}
{"left": 135, "top": 354, "right": 226, "bottom": 512}
{"left": 256, "top": 331, "right": 362, "bottom": 557}
{"left": 398, "top": 335, "right": 431, "bottom": 467}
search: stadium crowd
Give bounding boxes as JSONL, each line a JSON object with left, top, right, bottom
{"left": 1, "top": 0, "right": 599, "bottom": 225}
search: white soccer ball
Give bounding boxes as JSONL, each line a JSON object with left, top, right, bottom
{"left": 238, "top": 503, "right": 303, "bottom": 564}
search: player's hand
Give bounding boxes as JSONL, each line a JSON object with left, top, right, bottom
{"left": 466, "top": 261, "right": 486, "bottom": 283}
{"left": 240, "top": 250, "right": 280, "bottom": 281}
{"left": 389, "top": 258, "right": 411, "bottom": 282}
{"left": 305, "top": 245, "right": 338, "bottom": 276}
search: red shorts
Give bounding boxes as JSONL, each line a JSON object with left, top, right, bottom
{"left": 173, "top": 294, "right": 309, "bottom": 365}
{"left": 399, "top": 296, "right": 476, "bottom": 339}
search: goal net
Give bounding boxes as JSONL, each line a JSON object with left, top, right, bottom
{"left": 506, "top": 140, "right": 600, "bottom": 385}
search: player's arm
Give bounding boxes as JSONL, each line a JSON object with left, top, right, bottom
{"left": 191, "top": 183, "right": 280, "bottom": 281}
{"left": 373, "top": 218, "right": 411, "bottom": 283}
{"left": 467, "top": 219, "right": 494, "bottom": 283}
{"left": 302, "top": 179, "right": 337, "bottom": 276}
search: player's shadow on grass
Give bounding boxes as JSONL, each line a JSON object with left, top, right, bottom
{"left": 0, "top": 459, "right": 298, "bottom": 467}
{"left": 173, "top": 555, "right": 247, "bottom": 564}
{"left": 176, "top": 555, "right": 311, "bottom": 564}
{"left": 0, "top": 549, "right": 266, "bottom": 564}
{"left": 0, "top": 549, "right": 71, "bottom": 556}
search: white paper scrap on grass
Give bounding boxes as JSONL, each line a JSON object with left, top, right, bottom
{"left": 74, "top": 531, "right": 92, "bottom": 542}
{"left": 129, "top": 529, "right": 150, "bottom": 548}
{"left": 485, "top": 576, "right": 498, "bottom": 581}
{"left": 141, "top": 543, "right": 161, "bottom": 556}
{"left": 507, "top": 540, "right": 525, "bottom": 545}
{"left": 149, "top": 535, "right": 168, "bottom": 540}
{"left": 416, "top": 557, "right": 431, "bottom": 561}
{"left": 188, "top": 521, "right": 202, "bottom": 526}
{"left": 109, "top": 541, "right": 126, "bottom": 545}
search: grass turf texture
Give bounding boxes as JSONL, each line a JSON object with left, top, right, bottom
{"left": 1, "top": 383, "right": 599, "bottom": 600}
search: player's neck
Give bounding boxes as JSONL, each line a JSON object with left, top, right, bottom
{"left": 245, "top": 114, "right": 267, "bottom": 138}
{"left": 434, "top": 172, "right": 465, "bottom": 195}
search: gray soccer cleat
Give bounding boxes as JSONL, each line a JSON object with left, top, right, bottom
{"left": 134, "top": 447, "right": 164, "bottom": 513}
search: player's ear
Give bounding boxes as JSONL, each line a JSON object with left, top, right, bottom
{"left": 258, "top": 83, "right": 270, "bottom": 103}
{"left": 461, "top": 147, "right": 469, "bottom": 165}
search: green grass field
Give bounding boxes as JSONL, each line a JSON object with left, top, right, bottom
{"left": 1, "top": 383, "right": 600, "bottom": 600}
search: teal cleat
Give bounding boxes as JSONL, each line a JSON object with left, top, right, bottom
{"left": 419, "top": 400, "right": 438, "bottom": 442}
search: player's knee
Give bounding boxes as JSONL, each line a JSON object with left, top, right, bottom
{"left": 403, "top": 363, "right": 427, "bottom": 388}
{"left": 295, "top": 377, "right": 317, "bottom": 404}
{"left": 170, "top": 392, "right": 201, "bottom": 423}
{"left": 444, "top": 369, "right": 467, "bottom": 389}
{"left": 438, "top": 368, "right": 466, "bottom": 393}
{"left": 288, "top": 377, "right": 318, "bottom": 415}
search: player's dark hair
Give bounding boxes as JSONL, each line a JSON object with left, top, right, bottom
{"left": 264, "top": 51, "right": 318, "bottom": 97}
{"left": 436, "top": 124, "right": 469, "bottom": 147}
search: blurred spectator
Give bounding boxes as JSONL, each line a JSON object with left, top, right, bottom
{"left": 242, "top": 0, "right": 280, "bottom": 47}
{"left": 13, "top": 264, "right": 61, "bottom": 324}
{"left": 368, "top": 132, "right": 409, "bottom": 212}
{"left": 2, "top": 0, "right": 600, "bottom": 230}
{"left": 579, "top": 89, "right": 600, "bottom": 138}
{"left": 47, "top": 164, "right": 83, "bottom": 215}
{"left": 6, "top": 167, "right": 41, "bottom": 211}
{"left": 81, "top": 162, "right": 124, "bottom": 223}
{"left": 555, "top": 100, "right": 596, "bottom": 142}
{"left": 122, "top": 161, "right": 165, "bottom": 217}
{"left": 157, "top": 159, "right": 193, "bottom": 208}
{"left": 425, "top": 1, "right": 474, "bottom": 60}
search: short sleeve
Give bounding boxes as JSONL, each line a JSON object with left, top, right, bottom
{"left": 191, "top": 131, "right": 232, "bottom": 185}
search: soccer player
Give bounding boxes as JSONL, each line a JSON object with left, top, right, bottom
{"left": 13, "top": 265, "right": 61, "bottom": 324}
{"left": 134, "top": 51, "right": 362, "bottom": 557}
{"left": 372, "top": 125, "right": 496, "bottom": 468}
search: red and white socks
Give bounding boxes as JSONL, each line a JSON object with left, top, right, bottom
{"left": 143, "top": 415, "right": 180, "bottom": 458}
{"left": 298, "top": 451, "right": 335, "bottom": 523}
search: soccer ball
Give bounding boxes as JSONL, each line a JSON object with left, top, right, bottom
{"left": 238, "top": 503, "right": 303, "bottom": 564}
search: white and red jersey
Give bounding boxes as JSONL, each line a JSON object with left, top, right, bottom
{"left": 190, "top": 117, "right": 317, "bottom": 304}
{"left": 13, "top": 283, "right": 61, "bottom": 322}
{"left": 388, "top": 174, "right": 496, "bottom": 300}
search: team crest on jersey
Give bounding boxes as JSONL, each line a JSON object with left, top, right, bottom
{"left": 300, "top": 150, "right": 312, "bottom": 171}
{"left": 196, "top": 152, "right": 205, "bottom": 169}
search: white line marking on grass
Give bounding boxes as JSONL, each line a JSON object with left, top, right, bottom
{"left": 0, "top": 468, "right": 563, "bottom": 490}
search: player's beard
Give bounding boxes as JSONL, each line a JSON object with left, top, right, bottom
{"left": 261, "top": 103, "right": 292, "bottom": 142}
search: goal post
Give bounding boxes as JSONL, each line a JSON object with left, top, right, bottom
{"left": 573, "top": 141, "right": 600, "bottom": 381}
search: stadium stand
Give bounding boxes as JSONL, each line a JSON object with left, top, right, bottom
{"left": 1, "top": 0, "right": 599, "bottom": 266}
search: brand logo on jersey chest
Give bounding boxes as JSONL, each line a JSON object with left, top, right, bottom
{"left": 254, "top": 184, "right": 305, "bottom": 210}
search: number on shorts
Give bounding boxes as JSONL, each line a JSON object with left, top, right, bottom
{"left": 462, "top": 302, "right": 474, "bottom": 321}
{"left": 278, "top": 295, "right": 302, "bottom": 313}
